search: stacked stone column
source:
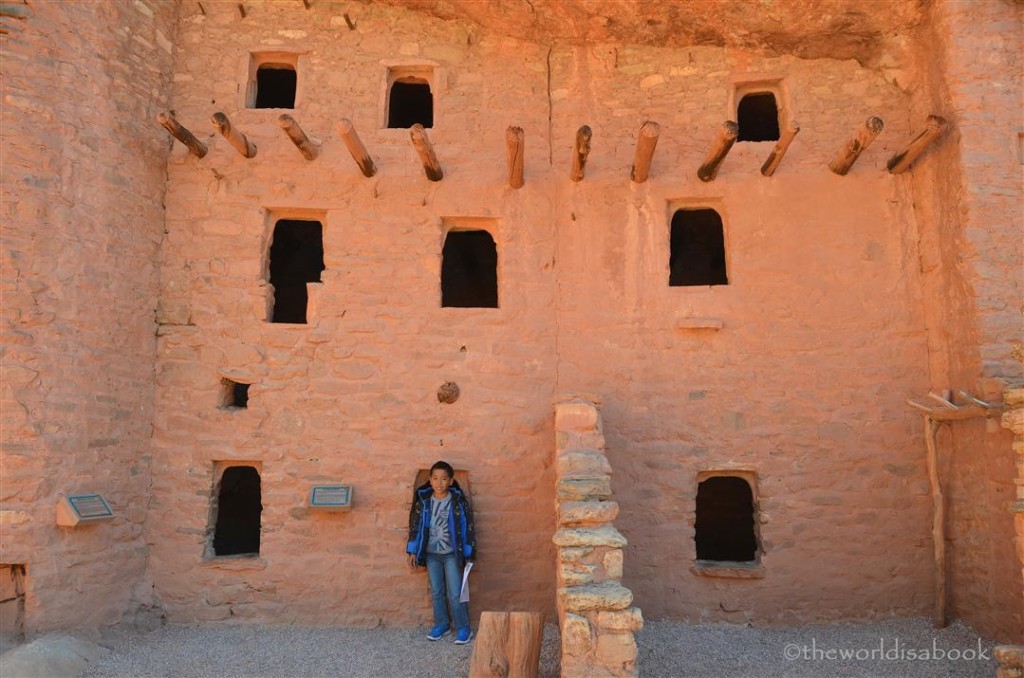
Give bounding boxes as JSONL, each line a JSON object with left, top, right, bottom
{"left": 997, "top": 365, "right": 1024, "bottom": 672}
{"left": 553, "top": 397, "right": 642, "bottom": 678}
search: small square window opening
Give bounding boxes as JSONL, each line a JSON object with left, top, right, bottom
{"left": 737, "top": 92, "right": 780, "bottom": 142}
{"left": 254, "top": 65, "right": 296, "bottom": 109}
{"left": 386, "top": 65, "right": 435, "bottom": 129}
{"left": 222, "top": 379, "right": 250, "bottom": 409}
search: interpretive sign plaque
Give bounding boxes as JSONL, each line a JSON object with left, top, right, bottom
{"left": 309, "top": 485, "right": 353, "bottom": 511}
{"left": 56, "top": 493, "right": 114, "bottom": 527}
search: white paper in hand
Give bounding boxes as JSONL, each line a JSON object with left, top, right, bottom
{"left": 459, "top": 561, "right": 473, "bottom": 603}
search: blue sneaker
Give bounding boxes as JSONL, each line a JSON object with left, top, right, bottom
{"left": 454, "top": 627, "right": 473, "bottom": 645}
{"left": 426, "top": 624, "right": 449, "bottom": 641}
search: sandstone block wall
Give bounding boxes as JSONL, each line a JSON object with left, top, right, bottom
{"left": 0, "top": 0, "right": 176, "bottom": 632}
{"left": 905, "top": 0, "right": 1023, "bottom": 642}
{"left": 150, "top": 0, "right": 939, "bottom": 627}
{"left": 148, "top": 2, "right": 558, "bottom": 625}
{"left": 553, "top": 398, "right": 641, "bottom": 678}
{"left": 2, "top": 0, "right": 1020, "bottom": 639}
{"left": 548, "top": 44, "right": 935, "bottom": 623}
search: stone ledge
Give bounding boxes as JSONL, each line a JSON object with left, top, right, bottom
{"left": 691, "top": 560, "right": 765, "bottom": 579}
{"left": 559, "top": 582, "right": 633, "bottom": 612}
{"left": 554, "top": 525, "right": 627, "bottom": 549}
{"left": 200, "top": 555, "right": 268, "bottom": 571}
{"left": 676, "top": 316, "right": 724, "bottom": 330}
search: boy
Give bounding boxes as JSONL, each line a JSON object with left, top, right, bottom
{"left": 406, "top": 460, "right": 476, "bottom": 644}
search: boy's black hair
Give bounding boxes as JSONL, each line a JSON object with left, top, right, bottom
{"left": 430, "top": 460, "right": 455, "bottom": 477}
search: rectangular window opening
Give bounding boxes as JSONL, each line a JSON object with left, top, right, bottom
{"left": 269, "top": 219, "right": 325, "bottom": 324}
{"left": 695, "top": 474, "right": 758, "bottom": 563}
{"left": 386, "top": 66, "right": 435, "bottom": 128}
{"left": 441, "top": 230, "right": 498, "bottom": 308}
{"left": 221, "top": 379, "right": 250, "bottom": 409}
{"left": 209, "top": 465, "right": 262, "bottom": 558}
{"left": 737, "top": 91, "right": 780, "bottom": 142}
{"left": 669, "top": 208, "right": 728, "bottom": 287}
{"left": 247, "top": 53, "right": 299, "bottom": 109}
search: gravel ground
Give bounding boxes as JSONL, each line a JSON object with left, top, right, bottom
{"left": 81, "top": 617, "right": 997, "bottom": 678}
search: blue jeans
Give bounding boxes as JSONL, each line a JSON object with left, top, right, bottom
{"left": 425, "top": 552, "right": 469, "bottom": 632}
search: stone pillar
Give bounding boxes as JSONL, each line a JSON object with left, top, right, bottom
{"left": 553, "top": 397, "right": 642, "bottom": 678}
{"left": 996, "top": 645, "right": 1024, "bottom": 678}
{"left": 1003, "top": 348, "right": 1024, "bottom": 651}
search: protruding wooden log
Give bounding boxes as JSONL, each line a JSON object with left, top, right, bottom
{"left": 337, "top": 118, "right": 376, "bottom": 177}
{"left": 211, "top": 112, "right": 256, "bottom": 158}
{"left": 469, "top": 611, "right": 544, "bottom": 678}
{"left": 887, "top": 115, "right": 947, "bottom": 174}
{"left": 828, "top": 116, "right": 884, "bottom": 176}
{"left": 157, "top": 112, "right": 208, "bottom": 158}
{"left": 506, "top": 126, "right": 525, "bottom": 189}
{"left": 630, "top": 120, "right": 660, "bottom": 183}
{"left": 760, "top": 122, "right": 800, "bottom": 177}
{"left": 277, "top": 114, "right": 318, "bottom": 160}
{"left": 409, "top": 123, "right": 443, "bottom": 181}
{"left": 697, "top": 121, "right": 738, "bottom": 182}
{"left": 570, "top": 125, "right": 592, "bottom": 182}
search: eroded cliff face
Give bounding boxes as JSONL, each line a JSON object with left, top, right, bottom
{"left": 379, "top": 0, "right": 926, "bottom": 66}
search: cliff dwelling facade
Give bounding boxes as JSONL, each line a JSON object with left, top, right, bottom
{"left": 1, "top": 0, "right": 1022, "bottom": 661}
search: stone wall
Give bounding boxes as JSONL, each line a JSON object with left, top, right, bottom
{"left": 905, "top": 0, "right": 1024, "bottom": 642}
{"left": 149, "top": 0, "right": 939, "bottom": 626}
{"left": 147, "top": 2, "right": 559, "bottom": 624}
{"left": 2, "top": 0, "right": 1019, "bottom": 637}
{"left": 0, "top": 0, "right": 176, "bottom": 632}
{"left": 549, "top": 45, "right": 934, "bottom": 623}
{"left": 553, "top": 398, "right": 641, "bottom": 677}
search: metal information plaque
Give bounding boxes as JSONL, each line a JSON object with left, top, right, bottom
{"left": 309, "top": 485, "right": 353, "bottom": 511}
{"left": 56, "top": 493, "right": 114, "bottom": 527}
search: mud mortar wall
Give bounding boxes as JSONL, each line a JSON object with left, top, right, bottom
{"left": 146, "top": 0, "right": 947, "bottom": 626}
{"left": 907, "top": 0, "right": 1024, "bottom": 642}
{"left": 548, "top": 45, "right": 933, "bottom": 622}
{"left": 150, "top": 2, "right": 559, "bottom": 624}
{"left": 0, "top": 0, "right": 176, "bottom": 632}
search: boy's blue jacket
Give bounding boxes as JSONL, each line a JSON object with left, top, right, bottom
{"left": 406, "top": 482, "right": 476, "bottom": 567}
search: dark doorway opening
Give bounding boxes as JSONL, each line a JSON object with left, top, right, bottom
{"left": 388, "top": 79, "right": 433, "bottom": 129}
{"left": 669, "top": 208, "right": 728, "bottom": 286}
{"left": 737, "top": 92, "right": 780, "bottom": 142}
{"left": 213, "top": 466, "right": 262, "bottom": 557}
{"left": 269, "top": 219, "right": 324, "bottom": 324}
{"left": 254, "top": 65, "right": 296, "bottom": 109}
{"left": 441, "top": 230, "right": 498, "bottom": 308}
{"left": 695, "top": 476, "right": 757, "bottom": 562}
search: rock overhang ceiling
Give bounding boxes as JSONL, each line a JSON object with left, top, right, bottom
{"left": 375, "top": 0, "right": 927, "bottom": 67}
